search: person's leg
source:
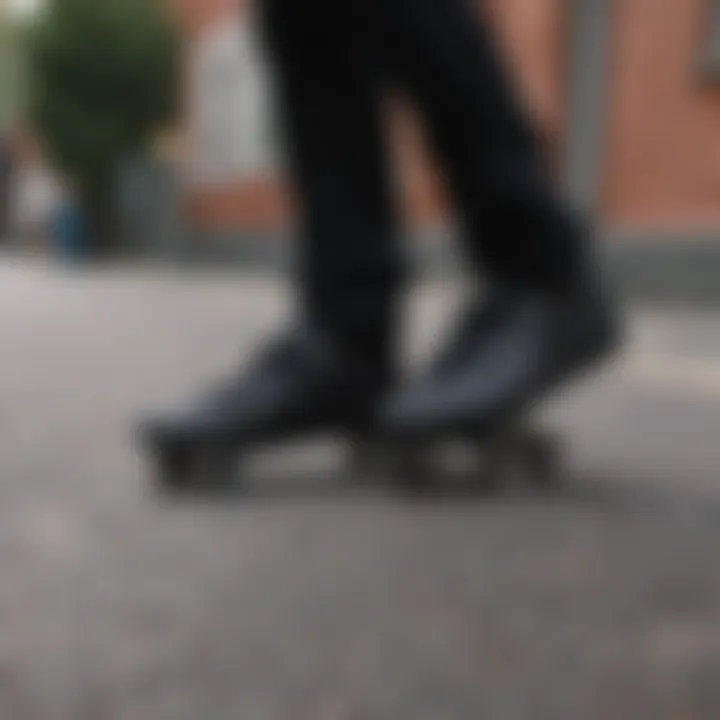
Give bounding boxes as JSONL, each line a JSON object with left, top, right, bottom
{"left": 140, "top": 1, "right": 404, "bottom": 487}
{"left": 260, "top": 0, "right": 402, "bottom": 360}
{"left": 372, "top": 0, "right": 586, "bottom": 288}
{"left": 371, "top": 0, "right": 620, "bottom": 441}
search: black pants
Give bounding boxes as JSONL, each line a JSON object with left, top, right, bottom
{"left": 259, "top": 0, "right": 586, "bottom": 354}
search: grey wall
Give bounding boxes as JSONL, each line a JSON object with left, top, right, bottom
{"left": 562, "top": 0, "right": 614, "bottom": 215}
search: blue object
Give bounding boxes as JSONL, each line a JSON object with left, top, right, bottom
{"left": 51, "top": 200, "right": 86, "bottom": 261}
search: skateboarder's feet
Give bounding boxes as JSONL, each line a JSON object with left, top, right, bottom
{"left": 139, "top": 321, "right": 392, "bottom": 491}
{"left": 381, "top": 279, "right": 621, "bottom": 441}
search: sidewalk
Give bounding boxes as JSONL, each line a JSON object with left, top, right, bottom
{"left": 1, "top": 258, "right": 719, "bottom": 719}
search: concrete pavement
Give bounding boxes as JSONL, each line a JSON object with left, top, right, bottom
{"left": 1, "top": 257, "right": 719, "bottom": 719}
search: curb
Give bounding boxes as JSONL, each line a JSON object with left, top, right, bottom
{"left": 175, "top": 228, "right": 720, "bottom": 306}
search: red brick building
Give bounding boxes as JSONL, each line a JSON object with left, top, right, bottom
{"left": 169, "top": 0, "right": 720, "bottom": 258}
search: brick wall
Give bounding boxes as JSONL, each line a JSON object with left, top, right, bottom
{"left": 603, "top": 0, "right": 720, "bottom": 231}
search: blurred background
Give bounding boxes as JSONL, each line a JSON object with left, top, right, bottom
{"left": 3, "top": 0, "right": 720, "bottom": 289}
{"left": 2, "top": 1, "right": 720, "bottom": 718}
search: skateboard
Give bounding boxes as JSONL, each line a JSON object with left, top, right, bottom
{"left": 144, "top": 422, "right": 562, "bottom": 497}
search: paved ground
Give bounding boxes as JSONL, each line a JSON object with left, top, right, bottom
{"left": 1, "top": 257, "right": 720, "bottom": 719}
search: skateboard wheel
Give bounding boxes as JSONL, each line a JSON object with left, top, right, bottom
{"left": 523, "top": 433, "right": 562, "bottom": 488}
{"left": 387, "top": 444, "right": 437, "bottom": 496}
{"left": 151, "top": 444, "right": 237, "bottom": 495}
{"left": 475, "top": 427, "right": 558, "bottom": 492}
{"left": 475, "top": 443, "right": 515, "bottom": 493}
{"left": 347, "top": 437, "right": 387, "bottom": 483}
{"left": 151, "top": 445, "right": 191, "bottom": 493}
{"left": 469, "top": 426, "right": 517, "bottom": 490}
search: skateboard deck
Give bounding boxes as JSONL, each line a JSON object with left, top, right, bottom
{"left": 145, "top": 421, "right": 563, "bottom": 497}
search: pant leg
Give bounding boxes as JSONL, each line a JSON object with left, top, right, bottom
{"left": 369, "top": 0, "right": 587, "bottom": 289}
{"left": 258, "top": 0, "right": 402, "bottom": 358}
